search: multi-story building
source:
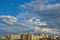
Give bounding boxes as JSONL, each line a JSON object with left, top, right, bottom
{"left": 5, "top": 33, "right": 59, "bottom": 40}
{"left": 5, "top": 34, "right": 21, "bottom": 40}
{"left": 21, "top": 33, "right": 26, "bottom": 40}
{"left": 54, "top": 35, "right": 58, "bottom": 39}
{"left": 26, "top": 33, "right": 35, "bottom": 40}
{"left": 34, "top": 34, "right": 49, "bottom": 40}
{"left": 34, "top": 35, "right": 40, "bottom": 40}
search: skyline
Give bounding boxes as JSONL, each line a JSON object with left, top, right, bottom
{"left": 0, "top": 0, "right": 60, "bottom": 36}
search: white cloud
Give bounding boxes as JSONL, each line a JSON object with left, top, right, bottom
{"left": 0, "top": 0, "right": 60, "bottom": 35}
{"left": 15, "top": 16, "right": 47, "bottom": 33}
{"left": 28, "top": 17, "right": 47, "bottom": 26}
{"left": 16, "top": 0, "right": 60, "bottom": 34}
{"left": 39, "top": 4, "right": 60, "bottom": 11}
{"left": 0, "top": 16, "right": 17, "bottom": 25}
{"left": 32, "top": 27, "right": 41, "bottom": 33}
{"left": 33, "top": 27, "right": 60, "bottom": 34}
{"left": 19, "top": 0, "right": 60, "bottom": 13}
{"left": 17, "top": 17, "right": 47, "bottom": 27}
{"left": 42, "top": 28, "right": 53, "bottom": 33}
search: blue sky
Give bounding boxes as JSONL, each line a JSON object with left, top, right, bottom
{"left": 0, "top": 0, "right": 31, "bottom": 16}
{"left": 0, "top": 0, "right": 60, "bottom": 36}
{"left": 0, "top": 0, "right": 59, "bottom": 16}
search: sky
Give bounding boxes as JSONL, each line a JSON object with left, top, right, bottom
{"left": 0, "top": 0, "right": 60, "bottom": 36}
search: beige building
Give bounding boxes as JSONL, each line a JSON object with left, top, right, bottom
{"left": 5, "top": 34, "right": 21, "bottom": 40}
{"left": 5, "top": 33, "right": 49, "bottom": 40}
{"left": 34, "top": 35, "right": 40, "bottom": 40}
{"left": 21, "top": 33, "right": 26, "bottom": 40}
{"left": 34, "top": 34, "right": 49, "bottom": 40}
{"left": 26, "top": 33, "right": 35, "bottom": 40}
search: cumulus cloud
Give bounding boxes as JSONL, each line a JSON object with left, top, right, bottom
{"left": 31, "top": 26, "right": 60, "bottom": 34}
{"left": 41, "top": 28, "right": 59, "bottom": 34}
{"left": 0, "top": 16, "right": 17, "bottom": 25}
{"left": 16, "top": 16, "right": 60, "bottom": 34}
{"left": 27, "top": 17, "right": 47, "bottom": 26}
{"left": 42, "top": 28, "right": 53, "bottom": 33}
{"left": 17, "top": 0, "right": 60, "bottom": 34}
{"left": 19, "top": 0, "right": 60, "bottom": 17}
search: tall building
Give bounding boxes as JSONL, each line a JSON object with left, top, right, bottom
{"left": 4, "top": 33, "right": 60, "bottom": 40}
{"left": 5, "top": 34, "right": 11, "bottom": 40}
{"left": 21, "top": 33, "right": 26, "bottom": 40}
{"left": 30, "top": 33, "right": 35, "bottom": 40}
{"left": 34, "top": 34, "right": 49, "bottom": 40}
{"left": 45, "top": 34, "right": 49, "bottom": 38}
{"left": 26, "top": 33, "right": 35, "bottom": 40}
{"left": 34, "top": 35, "right": 40, "bottom": 40}
{"left": 5, "top": 34, "right": 21, "bottom": 40}
{"left": 54, "top": 35, "right": 58, "bottom": 39}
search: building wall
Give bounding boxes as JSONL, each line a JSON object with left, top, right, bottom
{"left": 5, "top": 34, "right": 21, "bottom": 40}
{"left": 5, "top": 33, "right": 56, "bottom": 40}
{"left": 21, "top": 34, "right": 26, "bottom": 40}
